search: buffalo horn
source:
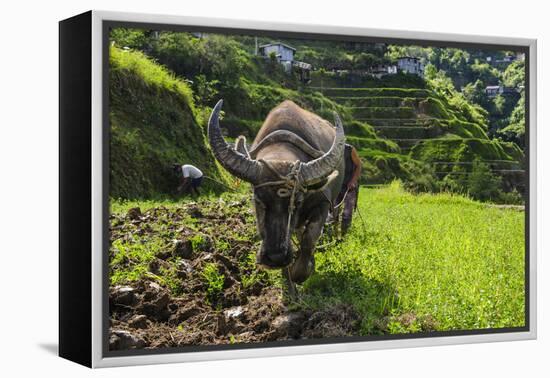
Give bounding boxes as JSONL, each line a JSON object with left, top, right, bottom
{"left": 299, "top": 112, "right": 346, "bottom": 185}
{"left": 207, "top": 100, "right": 262, "bottom": 183}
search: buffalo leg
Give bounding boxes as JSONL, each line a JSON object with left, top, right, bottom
{"left": 341, "top": 186, "right": 358, "bottom": 235}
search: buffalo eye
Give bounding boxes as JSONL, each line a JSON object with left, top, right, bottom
{"left": 294, "top": 193, "right": 305, "bottom": 207}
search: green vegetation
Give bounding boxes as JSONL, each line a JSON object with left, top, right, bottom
{"left": 109, "top": 46, "right": 232, "bottom": 199}
{"left": 304, "top": 183, "right": 525, "bottom": 333}
{"left": 110, "top": 238, "right": 157, "bottom": 284}
{"left": 395, "top": 46, "right": 525, "bottom": 142}
{"left": 464, "top": 160, "right": 503, "bottom": 202}
{"left": 110, "top": 184, "right": 525, "bottom": 334}
{"left": 500, "top": 94, "right": 526, "bottom": 147}
{"left": 316, "top": 82, "right": 522, "bottom": 201}
{"left": 109, "top": 28, "right": 525, "bottom": 202}
{"left": 410, "top": 138, "right": 516, "bottom": 163}
{"left": 201, "top": 262, "right": 225, "bottom": 305}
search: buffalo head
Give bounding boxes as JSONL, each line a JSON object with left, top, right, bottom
{"left": 207, "top": 100, "right": 345, "bottom": 269}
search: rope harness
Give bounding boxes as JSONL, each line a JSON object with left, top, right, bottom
{"left": 253, "top": 160, "right": 307, "bottom": 290}
{"left": 253, "top": 154, "right": 351, "bottom": 252}
{"left": 254, "top": 159, "right": 305, "bottom": 248}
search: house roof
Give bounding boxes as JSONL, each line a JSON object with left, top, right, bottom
{"left": 259, "top": 42, "right": 296, "bottom": 52}
{"left": 293, "top": 61, "right": 312, "bottom": 70}
{"left": 397, "top": 56, "right": 421, "bottom": 61}
{"left": 485, "top": 85, "right": 501, "bottom": 90}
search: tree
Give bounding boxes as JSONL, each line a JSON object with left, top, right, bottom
{"left": 499, "top": 94, "right": 525, "bottom": 147}
{"left": 110, "top": 28, "right": 150, "bottom": 50}
{"left": 426, "top": 69, "right": 488, "bottom": 128}
{"left": 353, "top": 53, "right": 381, "bottom": 70}
{"left": 503, "top": 60, "right": 525, "bottom": 88}
{"left": 423, "top": 63, "right": 437, "bottom": 80}
{"left": 470, "top": 61, "right": 500, "bottom": 86}
{"left": 467, "top": 160, "right": 502, "bottom": 201}
{"left": 463, "top": 79, "right": 488, "bottom": 107}
{"left": 193, "top": 74, "right": 219, "bottom": 104}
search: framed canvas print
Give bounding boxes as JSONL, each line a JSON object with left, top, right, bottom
{"left": 59, "top": 10, "right": 537, "bottom": 368}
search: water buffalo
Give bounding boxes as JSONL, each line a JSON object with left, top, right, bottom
{"left": 207, "top": 99, "right": 345, "bottom": 291}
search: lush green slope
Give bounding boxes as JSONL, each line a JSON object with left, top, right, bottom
{"left": 109, "top": 47, "right": 230, "bottom": 198}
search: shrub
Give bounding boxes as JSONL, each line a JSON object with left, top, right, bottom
{"left": 497, "top": 188, "right": 524, "bottom": 205}
{"left": 466, "top": 160, "right": 502, "bottom": 202}
{"left": 201, "top": 263, "right": 225, "bottom": 305}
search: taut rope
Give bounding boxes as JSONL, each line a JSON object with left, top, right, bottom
{"left": 254, "top": 159, "right": 304, "bottom": 248}
{"left": 254, "top": 159, "right": 305, "bottom": 295}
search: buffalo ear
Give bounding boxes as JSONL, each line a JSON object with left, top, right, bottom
{"left": 305, "top": 170, "right": 339, "bottom": 192}
{"left": 234, "top": 136, "right": 250, "bottom": 158}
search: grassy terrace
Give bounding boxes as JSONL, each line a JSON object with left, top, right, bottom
{"left": 329, "top": 96, "right": 427, "bottom": 107}
{"left": 304, "top": 182, "right": 525, "bottom": 333}
{"left": 410, "top": 138, "right": 521, "bottom": 162}
{"left": 350, "top": 106, "right": 417, "bottom": 119}
{"left": 309, "top": 82, "right": 523, "bottom": 179}
{"left": 311, "top": 87, "right": 431, "bottom": 98}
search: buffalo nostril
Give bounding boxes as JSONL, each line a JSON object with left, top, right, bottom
{"left": 268, "top": 252, "right": 287, "bottom": 264}
{"left": 257, "top": 249, "right": 290, "bottom": 268}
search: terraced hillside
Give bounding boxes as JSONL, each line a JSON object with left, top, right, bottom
{"left": 109, "top": 28, "right": 525, "bottom": 201}
{"left": 312, "top": 86, "right": 525, "bottom": 192}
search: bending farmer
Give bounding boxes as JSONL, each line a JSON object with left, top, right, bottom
{"left": 174, "top": 164, "right": 204, "bottom": 196}
{"left": 337, "top": 144, "right": 362, "bottom": 235}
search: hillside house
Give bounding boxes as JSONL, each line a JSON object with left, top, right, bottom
{"left": 495, "top": 55, "right": 517, "bottom": 64}
{"left": 397, "top": 56, "right": 424, "bottom": 77}
{"left": 485, "top": 85, "right": 519, "bottom": 98}
{"left": 485, "top": 85, "right": 503, "bottom": 97}
{"left": 259, "top": 42, "right": 296, "bottom": 63}
{"left": 502, "top": 86, "right": 519, "bottom": 95}
{"left": 292, "top": 60, "right": 312, "bottom": 83}
{"left": 259, "top": 42, "right": 311, "bottom": 82}
{"left": 368, "top": 64, "right": 398, "bottom": 79}
{"left": 191, "top": 32, "right": 206, "bottom": 39}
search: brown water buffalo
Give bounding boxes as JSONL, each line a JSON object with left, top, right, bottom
{"left": 207, "top": 99, "right": 345, "bottom": 291}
